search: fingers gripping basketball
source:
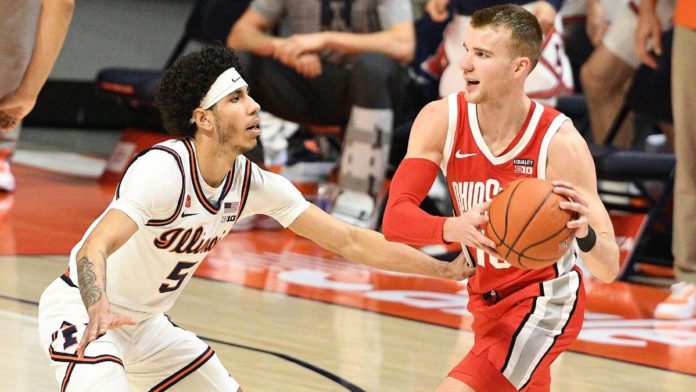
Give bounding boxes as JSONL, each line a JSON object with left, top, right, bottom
{"left": 485, "top": 178, "right": 575, "bottom": 269}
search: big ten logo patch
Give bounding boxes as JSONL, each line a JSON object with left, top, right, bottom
{"left": 513, "top": 159, "right": 534, "bottom": 175}
{"left": 222, "top": 201, "right": 239, "bottom": 223}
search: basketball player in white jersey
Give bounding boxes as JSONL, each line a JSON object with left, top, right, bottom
{"left": 383, "top": 5, "right": 619, "bottom": 391}
{"left": 37, "top": 46, "right": 474, "bottom": 391}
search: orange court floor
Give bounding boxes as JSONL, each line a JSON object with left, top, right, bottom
{"left": 1, "top": 162, "right": 695, "bottom": 390}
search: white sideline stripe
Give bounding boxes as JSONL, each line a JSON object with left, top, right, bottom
{"left": 14, "top": 149, "right": 106, "bottom": 178}
{"left": 0, "top": 309, "right": 38, "bottom": 325}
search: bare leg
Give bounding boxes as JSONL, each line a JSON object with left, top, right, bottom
{"left": 580, "top": 45, "right": 634, "bottom": 146}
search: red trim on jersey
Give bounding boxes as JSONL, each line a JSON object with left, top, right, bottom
{"left": 383, "top": 158, "right": 448, "bottom": 245}
{"left": 183, "top": 138, "right": 234, "bottom": 214}
{"left": 496, "top": 100, "right": 537, "bottom": 157}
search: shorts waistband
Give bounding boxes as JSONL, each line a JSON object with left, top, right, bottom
{"left": 481, "top": 283, "right": 532, "bottom": 304}
{"left": 60, "top": 273, "right": 77, "bottom": 288}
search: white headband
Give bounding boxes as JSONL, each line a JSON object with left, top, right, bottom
{"left": 199, "top": 67, "right": 248, "bottom": 109}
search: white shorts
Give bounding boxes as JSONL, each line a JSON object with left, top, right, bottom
{"left": 38, "top": 275, "right": 240, "bottom": 391}
{"left": 440, "top": 8, "right": 574, "bottom": 106}
{"left": 603, "top": 0, "right": 675, "bottom": 68}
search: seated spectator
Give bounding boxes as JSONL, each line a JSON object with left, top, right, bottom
{"left": 580, "top": 0, "right": 674, "bottom": 146}
{"left": 227, "top": 0, "right": 415, "bottom": 229}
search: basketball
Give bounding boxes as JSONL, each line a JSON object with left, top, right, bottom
{"left": 485, "top": 178, "right": 576, "bottom": 269}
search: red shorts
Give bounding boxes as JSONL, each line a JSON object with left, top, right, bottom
{"left": 449, "top": 269, "right": 586, "bottom": 391}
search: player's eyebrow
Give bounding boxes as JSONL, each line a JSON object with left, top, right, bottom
{"left": 463, "top": 43, "right": 493, "bottom": 55}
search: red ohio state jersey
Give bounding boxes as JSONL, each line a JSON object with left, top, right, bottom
{"left": 441, "top": 92, "right": 578, "bottom": 294}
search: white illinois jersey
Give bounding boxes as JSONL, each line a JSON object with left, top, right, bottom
{"left": 441, "top": 92, "right": 578, "bottom": 294}
{"left": 67, "top": 138, "right": 310, "bottom": 319}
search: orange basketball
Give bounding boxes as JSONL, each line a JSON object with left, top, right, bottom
{"left": 485, "top": 178, "right": 576, "bottom": 269}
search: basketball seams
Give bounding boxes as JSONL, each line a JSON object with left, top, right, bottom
{"left": 506, "top": 185, "right": 554, "bottom": 261}
{"left": 518, "top": 225, "right": 574, "bottom": 262}
{"left": 486, "top": 178, "right": 576, "bottom": 269}
{"left": 502, "top": 181, "right": 523, "bottom": 259}
{"left": 488, "top": 180, "right": 522, "bottom": 250}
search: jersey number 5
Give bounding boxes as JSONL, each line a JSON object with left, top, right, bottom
{"left": 159, "top": 261, "right": 197, "bottom": 293}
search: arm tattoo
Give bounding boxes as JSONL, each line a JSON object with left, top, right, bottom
{"left": 77, "top": 254, "right": 105, "bottom": 307}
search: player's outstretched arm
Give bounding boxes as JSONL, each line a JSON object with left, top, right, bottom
{"left": 74, "top": 209, "right": 138, "bottom": 358}
{"left": 547, "top": 122, "right": 620, "bottom": 283}
{"left": 289, "top": 204, "right": 475, "bottom": 280}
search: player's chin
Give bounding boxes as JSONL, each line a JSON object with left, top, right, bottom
{"left": 242, "top": 138, "right": 257, "bottom": 152}
{"left": 463, "top": 91, "right": 482, "bottom": 103}
{"left": 244, "top": 138, "right": 258, "bottom": 152}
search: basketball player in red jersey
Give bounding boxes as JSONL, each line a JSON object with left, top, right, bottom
{"left": 383, "top": 5, "right": 619, "bottom": 391}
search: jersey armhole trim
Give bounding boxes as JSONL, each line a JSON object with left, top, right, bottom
{"left": 537, "top": 114, "right": 568, "bottom": 180}
{"left": 144, "top": 146, "right": 186, "bottom": 226}
{"left": 441, "top": 93, "right": 459, "bottom": 176}
{"left": 234, "top": 159, "right": 253, "bottom": 219}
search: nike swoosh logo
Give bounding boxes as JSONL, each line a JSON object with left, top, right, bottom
{"left": 455, "top": 150, "right": 477, "bottom": 159}
{"left": 181, "top": 212, "right": 199, "bottom": 218}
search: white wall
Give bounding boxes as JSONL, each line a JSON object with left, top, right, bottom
{"left": 52, "top": 0, "right": 193, "bottom": 80}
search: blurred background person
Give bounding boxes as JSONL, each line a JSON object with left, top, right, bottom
{"left": 637, "top": 0, "right": 696, "bottom": 320}
{"left": 227, "top": 0, "right": 416, "bottom": 229}
{"left": 581, "top": 0, "right": 674, "bottom": 147}
{"left": 0, "top": 0, "right": 75, "bottom": 192}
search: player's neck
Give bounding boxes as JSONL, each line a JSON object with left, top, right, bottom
{"left": 190, "top": 137, "right": 239, "bottom": 188}
{"left": 476, "top": 94, "right": 531, "bottom": 154}
{"left": 476, "top": 94, "right": 531, "bottom": 138}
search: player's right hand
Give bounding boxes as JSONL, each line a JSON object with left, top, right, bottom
{"left": 76, "top": 303, "right": 136, "bottom": 358}
{"left": 443, "top": 201, "right": 500, "bottom": 257}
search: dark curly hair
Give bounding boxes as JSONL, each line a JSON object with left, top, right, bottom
{"left": 154, "top": 45, "right": 243, "bottom": 137}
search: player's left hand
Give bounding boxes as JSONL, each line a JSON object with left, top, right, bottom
{"left": 0, "top": 91, "right": 37, "bottom": 132}
{"left": 552, "top": 180, "right": 590, "bottom": 238}
{"left": 76, "top": 302, "right": 136, "bottom": 358}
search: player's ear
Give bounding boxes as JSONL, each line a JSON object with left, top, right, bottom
{"left": 514, "top": 56, "right": 531, "bottom": 76}
{"left": 191, "top": 108, "right": 212, "bottom": 129}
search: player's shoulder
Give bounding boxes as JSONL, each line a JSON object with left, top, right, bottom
{"left": 125, "top": 141, "right": 186, "bottom": 180}
{"left": 416, "top": 96, "right": 450, "bottom": 125}
{"left": 547, "top": 118, "right": 592, "bottom": 164}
